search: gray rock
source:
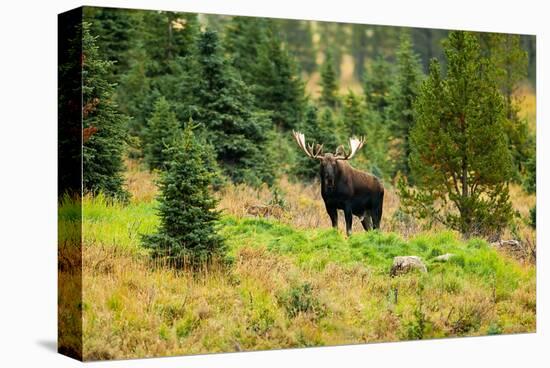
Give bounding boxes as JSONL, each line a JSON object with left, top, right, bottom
{"left": 390, "top": 256, "right": 427, "bottom": 277}
{"left": 433, "top": 253, "right": 455, "bottom": 262}
{"left": 492, "top": 240, "right": 521, "bottom": 248}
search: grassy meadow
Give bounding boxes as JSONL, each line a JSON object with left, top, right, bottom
{"left": 58, "top": 13, "right": 537, "bottom": 360}
{"left": 58, "top": 157, "right": 536, "bottom": 360}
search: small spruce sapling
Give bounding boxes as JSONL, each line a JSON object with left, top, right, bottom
{"left": 142, "top": 122, "right": 227, "bottom": 267}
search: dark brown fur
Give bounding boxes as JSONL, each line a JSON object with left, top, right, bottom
{"left": 319, "top": 155, "right": 384, "bottom": 236}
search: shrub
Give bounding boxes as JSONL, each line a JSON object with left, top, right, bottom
{"left": 449, "top": 305, "right": 484, "bottom": 335}
{"left": 401, "top": 281, "right": 430, "bottom": 340}
{"left": 403, "top": 304, "right": 428, "bottom": 340}
{"left": 278, "top": 282, "right": 326, "bottom": 320}
{"left": 248, "top": 307, "right": 276, "bottom": 335}
{"left": 175, "top": 315, "right": 199, "bottom": 340}
{"left": 487, "top": 321, "right": 503, "bottom": 335}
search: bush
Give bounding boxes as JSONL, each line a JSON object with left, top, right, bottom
{"left": 487, "top": 321, "right": 503, "bottom": 335}
{"left": 449, "top": 304, "right": 486, "bottom": 335}
{"left": 278, "top": 282, "right": 326, "bottom": 320}
{"left": 403, "top": 304, "right": 428, "bottom": 340}
{"left": 401, "top": 281, "right": 430, "bottom": 340}
{"left": 175, "top": 315, "right": 199, "bottom": 339}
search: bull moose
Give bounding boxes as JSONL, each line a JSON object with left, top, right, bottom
{"left": 293, "top": 131, "right": 384, "bottom": 236}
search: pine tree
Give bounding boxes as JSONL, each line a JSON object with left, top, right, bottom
{"left": 522, "top": 35, "right": 536, "bottom": 87}
{"left": 84, "top": 7, "right": 136, "bottom": 78}
{"left": 523, "top": 154, "right": 536, "bottom": 194}
{"left": 399, "top": 32, "right": 514, "bottom": 239}
{"left": 142, "top": 124, "right": 226, "bottom": 267}
{"left": 202, "top": 14, "right": 231, "bottom": 33}
{"left": 317, "top": 108, "right": 340, "bottom": 151}
{"left": 363, "top": 56, "right": 392, "bottom": 114}
{"left": 117, "top": 11, "right": 199, "bottom": 143}
{"left": 115, "top": 11, "right": 200, "bottom": 142}
{"left": 143, "top": 97, "right": 181, "bottom": 171}
{"left": 293, "top": 104, "right": 339, "bottom": 181}
{"left": 82, "top": 22, "right": 129, "bottom": 201}
{"left": 318, "top": 106, "right": 346, "bottom": 172}
{"left": 141, "top": 11, "right": 200, "bottom": 77}
{"left": 342, "top": 91, "right": 367, "bottom": 137}
{"left": 317, "top": 22, "right": 347, "bottom": 77}
{"left": 524, "top": 153, "right": 536, "bottom": 229}
{"left": 410, "top": 28, "right": 448, "bottom": 72}
{"left": 320, "top": 51, "right": 339, "bottom": 108}
{"left": 59, "top": 14, "right": 83, "bottom": 197}
{"left": 363, "top": 113, "right": 394, "bottom": 180}
{"left": 275, "top": 19, "right": 317, "bottom": 74}
{"left": 196, "top": 131, "right": 228, "bottom": 191}
{"left": 116, "top": 46, "right": 153, "bottom": 138}
{"left": 366, "top": 25, "right": 401, "bottom": 62}
{"left": 293, "top": 104, "right": 322, "bottom": 181}
{"left": 252, "top": 24, "right": 306, "bottom": 130}
{"left": 224, "top": 20, "right": 306, "bottom": 130}
{"left": 156, "top": 44, "right": 204, "bottom": 127}
{"left": 351, "top": 24, "right": 369, "bottom": 80}
{"left": 480, "top": 33, "right": 531, "bottom": 178}
{"left": 387, "top": 32, "right": 424, "bottom": 178}
{"left": 224, "top": 16, "right": 268, "bottom": 84}
{"left": 191, "top": 30, "right": 276, "bottom": 187}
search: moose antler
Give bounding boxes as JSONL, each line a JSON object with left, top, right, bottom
{"left": 335, "top": 136, "right": 365, "bottom": 160}
{"left": 292, "top": 131, "right": 324, "bottom": 159}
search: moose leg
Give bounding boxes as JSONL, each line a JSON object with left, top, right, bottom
{"left": 372, "top": 201, "right": 383, "bottom": 230}
{"left": 326, "top": 206, "right": 338, "bottom": 229}
{"left": 361, "top": 214, "right": 372, "bottom": 231}
{"left": 344, "top": 206, "right": 353, "bottom": 236}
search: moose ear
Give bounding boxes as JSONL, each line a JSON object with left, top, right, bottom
{"left": 335, "top": 145, "right": 346, "bottom": 156}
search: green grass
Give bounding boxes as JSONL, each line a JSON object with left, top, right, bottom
{"left": 80, "top": 194, "right": 159, "bottom": 253}
{"left": 72, "top": 195, "right": 533, "bottom": 300}
{"left": 220, "top": 216, "right": 531, "bottom": 298}
{"left": 61, "top": 195, "right": 536, "bottom": 360}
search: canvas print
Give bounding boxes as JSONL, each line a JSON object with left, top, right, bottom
{"left": 58, "top": 6, "right": 537, "bottom": 361}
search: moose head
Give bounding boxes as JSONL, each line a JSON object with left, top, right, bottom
{"left": 292, "top": 131, "right": 365, "bottom": 191}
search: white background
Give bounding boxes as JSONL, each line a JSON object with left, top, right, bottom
{"left": 0, "top": 0, "right": 547, "bottom": 366}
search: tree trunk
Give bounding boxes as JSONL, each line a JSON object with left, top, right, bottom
{"left": 460, "top": 113, "right": 471, "bottom": 236}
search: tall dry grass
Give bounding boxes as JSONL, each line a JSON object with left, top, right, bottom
{"left": 124, "top": 158, "right": 158, "bottom": 203}
{"left": 125, "top": 156, "right": 535, "bottom": 248}
{"left": 71, "top": 158, "right": 537, "bottom": 360}
{"left": 81, "top": 240, "right": 535, "bottom": 360}
{"left": 517, "top": 84, "right": 536, "bottom": 132}
{"left": 218, "top": 176, "right": 411, "bottom": 235}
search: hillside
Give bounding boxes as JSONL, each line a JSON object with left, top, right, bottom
{"left": 59, "top": 165, "right": 536, "bottom": 360}
{"left": 57, "top": 11, "right": 538, "bottom": 362}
